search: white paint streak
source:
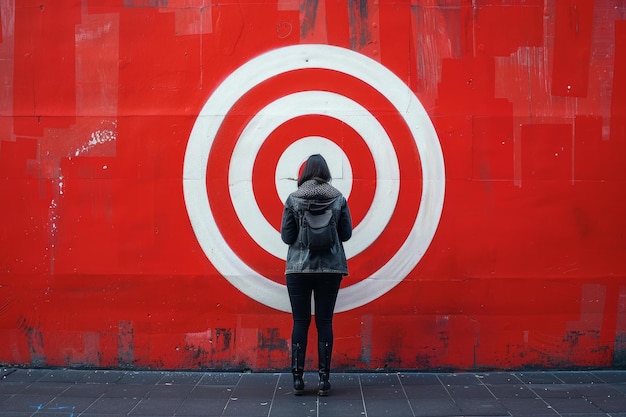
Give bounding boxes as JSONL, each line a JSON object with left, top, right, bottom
{"left": 75, "top": 22, "right": 113, "bottom": 42}
{"left": 73, "top": 128, "right": 117, "bottom": 157}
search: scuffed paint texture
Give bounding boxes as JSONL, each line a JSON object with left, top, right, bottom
{"left": 118, "top": 320, "right": 134, "bottom": 368}
{"left": 347, "top": 0, "right": 371, "bottom": 50}
{"left": 0, "top": 0, "right": 625, "bottom": 371}
{"left": 299, "top": 0, "right": 318, "bottom": 38}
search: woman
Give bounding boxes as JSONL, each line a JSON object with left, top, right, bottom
{"left": 280, "top": 154, "right": 353, "bottom": 396}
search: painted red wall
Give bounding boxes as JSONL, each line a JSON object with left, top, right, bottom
{"left": 1, "top": 0, "right": 625, "bottom": 371}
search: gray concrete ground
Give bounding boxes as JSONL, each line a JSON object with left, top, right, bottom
{"left": 1, "top": 368, "right": 625, "bottom": 417}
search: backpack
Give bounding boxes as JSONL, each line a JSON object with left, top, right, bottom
{"left": 301, "top": 205, "right": 336, "bottom": 252}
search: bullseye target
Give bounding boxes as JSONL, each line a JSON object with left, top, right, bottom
{"left": 183, "top": 44, "right": 445, "bottom": 313}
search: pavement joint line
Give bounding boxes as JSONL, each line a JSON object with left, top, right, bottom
{"left": 396, "top": 372, "right": 417, "bottom": 417}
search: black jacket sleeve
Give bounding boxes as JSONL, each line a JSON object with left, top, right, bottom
{"left": 280, "top": 198, "right": 298, "bottom": 245}
{"left": 337, "top": 197, "right": 352, "bottom": 242}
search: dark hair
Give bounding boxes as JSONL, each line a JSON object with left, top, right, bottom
{"left": 298, "top": 154, "right": 332, "bottom": 187}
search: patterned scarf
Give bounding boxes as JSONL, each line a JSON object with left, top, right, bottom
{"left": 291, "top": 177, "right": 342, "bottom": 200}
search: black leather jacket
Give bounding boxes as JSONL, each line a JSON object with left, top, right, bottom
{"left": 280, "top": 180, "right": 352, "bottom": 275}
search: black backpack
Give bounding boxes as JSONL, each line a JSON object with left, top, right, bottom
{"left": 301, "top": 203, "right": 337, "bottom": 252}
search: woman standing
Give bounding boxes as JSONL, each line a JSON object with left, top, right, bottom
{"left": 280, "top": 154, "right": 353, "bottom": 396}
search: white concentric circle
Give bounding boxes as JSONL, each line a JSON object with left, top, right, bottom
{"left": 229, "top": 90, "right": 399, "bottom": 260}
{"left": 183, "top": 44, "right": 445, "bottom": 313}
{"left": 275, "top": 137, "right": 352, "bottom": 203}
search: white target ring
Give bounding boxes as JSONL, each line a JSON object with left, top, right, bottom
{"left": 183, "top": 44, "right": 445, "bottom": 313}
{"left": 275, "top": 137, "right": 351, "bottom": 203}
{"left": 230, "top": 91, "right": 399, "bottom": 260}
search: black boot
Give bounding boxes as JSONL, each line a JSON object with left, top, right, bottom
{"left": 318, "top": 341, "right": 332, "bottom": 396}
{"left": 291, "top": 343, "right": 305, "bottom": 395}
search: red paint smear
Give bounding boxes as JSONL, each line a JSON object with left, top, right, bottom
{"left": 611, "top": 20, "right": 626, "bottom": 144}
{"left": 325, "top": 0, "right": 351, "bottom": 47}
{"left": 13, "top": 0, "right": 79, "bottom": 135}
{"left": 574, "top": 116, "right": 616, "bottom": 180}
{"left": 474, "top": 1, "right": 543, "bottom": 56}
{"left": 522, "top": 123, "right": 572, "bottom": 181}
{"left": 300, "top": 0, "right": 327, "bottom": 43}
{"left": 437, "top": 56, "right": 511, "bottom": 116}
{"left": 472, "top": 116, "right": 515, "bottom": 181}
{"left": 552, "top": 1, "right": 594, "bottom": 97}
{"left": 379, "top": 0, "right": 417, "bottom": 92}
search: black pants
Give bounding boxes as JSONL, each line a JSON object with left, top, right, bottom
{"left": 286, "top": 273, "right": 342, "bottom": 347}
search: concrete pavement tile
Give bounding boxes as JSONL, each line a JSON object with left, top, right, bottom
{"left": 0, "top": 382, "right": 29, "bottom": 395}
{"left": 267, "top": 396, "right": 319, "bottom": 417}
{"left": 402, "top": 383, "right": 451, "bottom": 400}
{"left": 221, "top": 397, "right": 273, "bottom": 417}
{"left": 117, "top": 371, "right": 167, "bottom": 385}
{"left": 438, "top": 373, "right": 481, "bottom": 385}
{"left": 175, "top": 398, "right": 228, "bottom": 416}
{"left": 17, "top": 382, "right": 71, "bottom": 397}
{"left": 0, "top": 394, "right": 56, "bottom": 413}
{"left": 531, "top": 384, "right": 585, "bottom": 399}
{"left": 455, "top": 398, "right": 509, "bottom": 416}
{"left": 58, "top": 383, "right": 109, "bottom": 397}
{"left": 591, "top": 371, "right": 626, "bottom": 384}
{"left": 197, "top": 373, "right": 242, "bottom": 386}
{"left": 559, "top": 414, "right": 610, "bottom": 417}
{"left": 40, "top": 396, "right": 96, "bottom": 413}
{"left": 515, "top": 372, "right": 562, "bottom": 385}
{"left": 586, "top": 395, "right": 626, "bottom": 413}
{"left": 409, "top": 398, "right": 461, "bottom": 417}
{"left": 80, "top": 370, "right": 126, "bottom": 384}
{"left": 2, "top": 369, "right": 50, "bottom": 382}
{"left": 145, "top": 383, "right": 195, "bottom": 399}
{"left": 361, "top": 385, "right": 408, "bottom": 400}
{"left": 612, "top": 384, "right": 626, "bottom": 395}
{"left": 487, "top": 384, "right": 538, "bottom": 399}
{"left": 84, "top": 396, "right": 141, "bottom": 414}
{"left": 364, "top": 398, "right": 414, "bottom": 417}
{"left": 128, "top": 397, "right": 185, "bottom": 416}
{"left": 360, "top": 373, "right": 401, "bottom": 386}
{"left": 447, "top": 384, "right": 497, "bottom": 400}
{"left": 38, "top": 369, "right": 91, "bottom": 383}
{"left": 478, "top": 372, "right": 522, "bottom": 385}
{"left": 158, "top": 371, "right": 204, "bottom": 385}
{"left": 573, "top": 383, "right": 626, "bottom": 399}
{"left": 317, "top": 398, "right": 366, "bottom": 417}
{"left": 232, "top": 373, "right": 279, "bottom": 397}
{"left": 188, "top": 384, "right": 234, "bottom": 399}
{"left": 101, "top": 383, "right": 153, "bottom": 398}
{"left": 553, "top": 371, "right": 605, "bottom": 384}
{"left": 398, "top": 372, "right": 441, "bottom": 385}
{"left": 544, "top": 397, "right": 604, "bottom": 414}
{"left": 318, "top": 385, "right": 362, "bottom": 400}
{"left": 498, "top": 398, "right": 559, "bottom": 416}
{"left": 326, "top": 373, "right": 360, "bottom": 386}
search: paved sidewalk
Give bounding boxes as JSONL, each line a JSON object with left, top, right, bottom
{"left": 1, "top": 368, "right": 625, "bottom": 417}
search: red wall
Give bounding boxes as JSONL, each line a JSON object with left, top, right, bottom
{"left": 1, "top": 0, "right": 625, "bottom": 371}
